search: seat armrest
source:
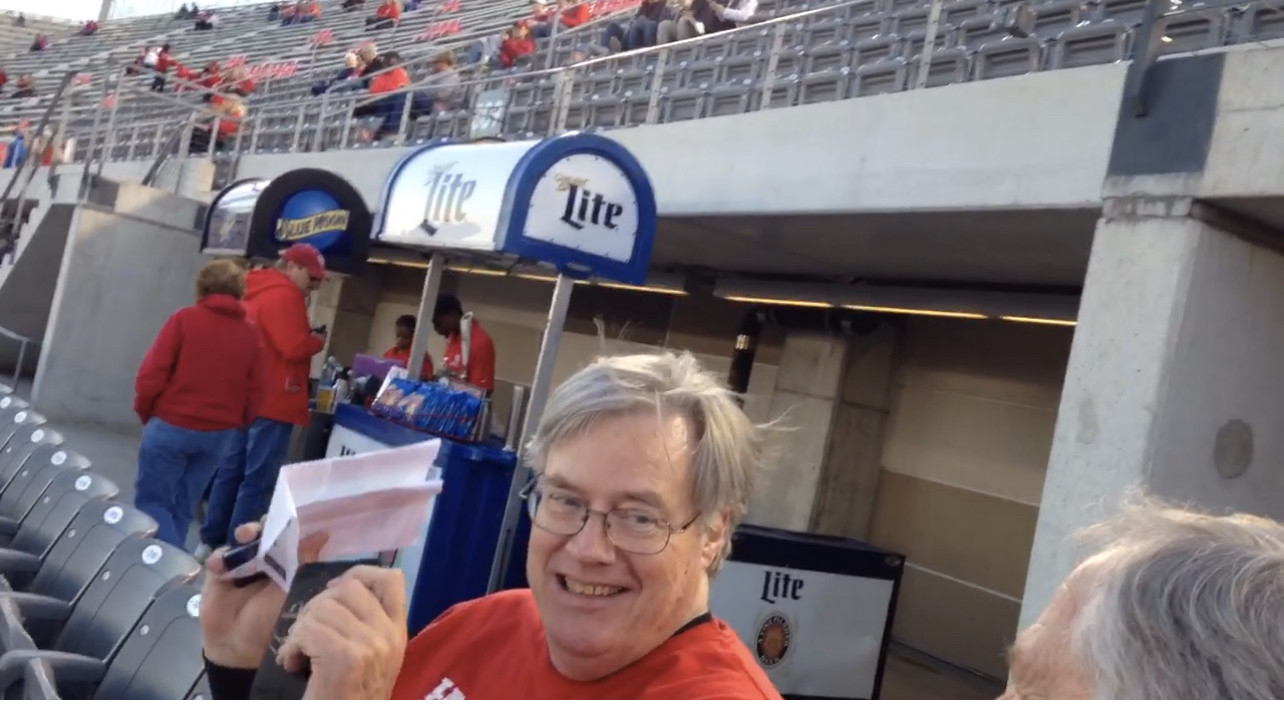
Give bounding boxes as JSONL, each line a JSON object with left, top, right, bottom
{"left": 0, "top": 648, "right": 105, "bottom": 694}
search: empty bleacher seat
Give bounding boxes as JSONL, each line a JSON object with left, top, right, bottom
{"left": 851, "top": 56, "right": 910, "bottom": 95}
{"left": 0, "top": 426, "right": 62, "bottom": 494}
{"left": 1155, "top": 6, "right": 1228, "bottom": 54}
{"left": 0, "top": 538, "right": 200, "bottom": 698}
{"left": 0, "top": 470, "right": 118, "bottom": 569}
{"left": 1051, "top": 20, "right": 1130, "bottom": 68}
{"left": 973, "top": 35, "right": 1044, "bottom": 79}
{"left": 0, "top": 448, "right": 92, "bottom": 523}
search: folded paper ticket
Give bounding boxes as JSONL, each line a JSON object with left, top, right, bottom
{"left": 225, "top": 439, "right": 445, "bottom": 589}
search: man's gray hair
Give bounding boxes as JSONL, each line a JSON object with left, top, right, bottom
{"left": 1070, "top": 499, "right": 1284, "bottom": 699}
{"left": 525, "top": 351, "right": 767, "bottom": 575}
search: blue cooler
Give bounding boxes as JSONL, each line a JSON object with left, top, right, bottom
{"left": 407, "top": 440, "right": 532, "bottom": 634}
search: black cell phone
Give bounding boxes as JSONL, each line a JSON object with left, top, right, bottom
{"left": 222, "top": 538, "right": 270, "bottom": 588}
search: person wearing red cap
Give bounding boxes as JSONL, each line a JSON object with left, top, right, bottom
{"left": 197, "top": 243, "right": 328, "bottom": 560}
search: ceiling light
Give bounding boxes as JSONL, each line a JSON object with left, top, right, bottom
{"left": 447, "top": 265, "right": 507, "bottom": 277}
{"left": 841, "top": 304, "right": 987, "bottom": 319}
{"left": 513, "top": 272, "right": 559, "bottom": 283}
{"left": 596, "top": 281, "right": 688, "bottom": 296}
{"left": 723, "top": 295, "right": 833, "bottom": 308}
{"left": 1001, "top": 315, "right": 1077, "bottom": 326}
{"left": 368, "top": 257, "right": 428, "bottom": 269}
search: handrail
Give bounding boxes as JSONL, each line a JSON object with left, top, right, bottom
{"left": 0, "top": 70, "right": 75, "bottom": 266}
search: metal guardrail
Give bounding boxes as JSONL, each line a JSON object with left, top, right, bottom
{"left": 0, "top": 325, "right": 36, "bottom": 391}
{"left": 10, "top": 0, "right": 1196, "bottom": 173}
{"left": 0, "top": 70, "right": 76, "bottom": 266}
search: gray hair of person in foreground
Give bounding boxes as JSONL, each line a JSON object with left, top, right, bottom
{"left": 1071, "top": 499, "right": 1284, "bottom": 699}
{"left": 525, "top": 351, "right": 768, "bottom": 575}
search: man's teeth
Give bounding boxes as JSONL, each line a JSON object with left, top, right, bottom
{"left": 564, "top": 577, "right": 624, "bottom": 596}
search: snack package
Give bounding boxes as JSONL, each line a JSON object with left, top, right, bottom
{"left": 371, "top": 378, "right": 411, "bottom": 417}
{"left": 395, "top": 384, "right": 429, "bottom": 422}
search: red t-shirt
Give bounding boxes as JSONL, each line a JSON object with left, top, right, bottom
{"left": 390, "top": 589, "right": 782, "bottom": 699}
{"left": 382, "top": 345, "right": 434, "bottom": 379}
{"left": 442, "top": 319, "right": 494, "bottom": 391}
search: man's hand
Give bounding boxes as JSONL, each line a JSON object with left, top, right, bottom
{"left": 277, "top": 566, "right": 408, "bottom": 700}
{"left": 200, "top": 522, "right": 329, "bottom": 669}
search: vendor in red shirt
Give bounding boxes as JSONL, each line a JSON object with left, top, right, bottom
{"left": 433, "top": 293, "right": 494, "bottom": 392}
{"left": 381, "top": 314, "right": 434, "bottom": 380}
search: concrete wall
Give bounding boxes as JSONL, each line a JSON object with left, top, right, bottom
{"left": 0, "top": 204, "right": 74, "bottom": 375}
{"left": 232, "top": 62, "right": 1124, "bottom": 215}
{"left": 33, "top": 184, "right": 207, "bottom": 430}
{"left": 1021, "top": 209, "right": 1284, "bottom": 630}
{"left": 870, "top": 317, "right": 1073, "bottom": 678}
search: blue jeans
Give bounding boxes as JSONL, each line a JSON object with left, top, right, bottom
{"left": 199, "top": 418, "right": 295, "bottom": 548}
{"left": 134, "top": 418, "right": 237, "bottom": 548}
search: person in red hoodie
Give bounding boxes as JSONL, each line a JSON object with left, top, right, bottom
{"left": 133, "top": 259, "right": 264, "bottom": 548}
{"left": 499, "top": 21, "right": 536, "bottom": 68}
{"left": 197, "top": 244, "right": 327, "bottom": 560}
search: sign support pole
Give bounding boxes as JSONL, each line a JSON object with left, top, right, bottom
{"left": 406, "top": 253, "right": 444, "bottom": 383}
{"left": 487, "top": 272, "right": 575, "bottom": 593}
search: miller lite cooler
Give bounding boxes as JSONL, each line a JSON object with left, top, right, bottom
{"left": 709, "top": 525, "right": 904, "bottom": 699}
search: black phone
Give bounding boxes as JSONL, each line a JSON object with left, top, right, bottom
{"left": 222, "top": 538, "right": 270, "bottom": 588}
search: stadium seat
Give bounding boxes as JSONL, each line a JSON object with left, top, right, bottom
{"left": 0, "top": 538, "right": 200, "bottom": 698}
{"left": 0, "top": 403, "right": 37, "bottom": 454}
{"left": 0, "top": 470, "right": 118, "bottom": 565}
{"left": 0, "top": 427, "right": 64, "bottom": 501}
{"left": 0, "top": 448, "right": 92, "bottom": 523}
{"left": 88, "top": 585, "right": 206, "bottom": 699}
{"left": 1, "top": 499, "right": 156, "bottom": 605}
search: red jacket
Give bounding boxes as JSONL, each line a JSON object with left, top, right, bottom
{"left": 244, "top": 268, "right": 324, "bottom": 426}
{"left": 500, "top": 37, "right": 534, "bottom": 67}
{"left": 560, "top": 4, "right": 590, "bottom": 27}
{"left": 134, "top": 294, "right": 264, "bottom": 431}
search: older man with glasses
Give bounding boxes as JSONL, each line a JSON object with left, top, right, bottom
{"left": 197, "top": 351, "right": 782, "bottom": 699}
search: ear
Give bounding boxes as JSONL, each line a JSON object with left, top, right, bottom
{"left": 698, "top": 510, "right": 731, "bottom": 570}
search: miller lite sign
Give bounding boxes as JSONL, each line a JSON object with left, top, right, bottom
{"left": 374, "top": 134, "right": 657, "bottom": 285}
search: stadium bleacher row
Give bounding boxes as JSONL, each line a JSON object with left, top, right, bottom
{"left": 0, "top": 0, "right": 1271, "bottom": 163}
{"left": 0, "top": 385, "right": 209, "bottom": 700}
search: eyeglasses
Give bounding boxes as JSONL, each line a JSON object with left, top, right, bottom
{"left": 519, "top": 479, "right": 700, "bottom": 555}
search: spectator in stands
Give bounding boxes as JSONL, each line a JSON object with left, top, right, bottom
{"left": 81, "top": 19, "right": 100, "bottom": 36}
{"left": 176, "top": 3, "right": 192, "bottom": 19}
{"left": 195, "top": 9, "right": 219, "bottom": 30}
{"left": 312, "top": 51, "right": 367, "bottom": 95}
{"left": 343, "top": 0, "right": 367, "bottom": 11}
{"left": 423, "top": 51, "right": 461, "bottom": 109}
{"left": 197, "top": 245, "right": 328, "bottom": 563}
{"left": 533, "top": 0, "right": 592, "bottom": 38}
{"left": 657, "top": 0, "right": 757, "bottom": 43}
{"left": 0, "top": 68, "right": 8, "bottom": 96}
{"left": 198, "top": 351, "right": 779, "bottom": 699}
{"left": 1005, "top": 499, "right": 1284, "bottom": 699}
{"left": 301, "top": 0, "right": 322, "bottom": 22}
{"left": 279, "top": 2, "right": 297, "bottom": 24}
{"left": 367, "top": 0, "right": 402, "bottom": 29}
{"left": 13, "top": 13, "right": 25, "bottom": 27}
{"left": 132, "top": 259, "right": 263, "bottom": 549}
{"left": 10, "top": 75, "right": 34, "bottom": 100}
{"left": 151, "top": 44, "right": 174, "bottom": 92}
{"left": 602, "top": 0, "right": 671, "bottom": 52}
{"left": 29, "top": 35, "right": 47, "bottom": 52}
{"left": 2, "top": 123, "right": 28, "bottom": 169}
{"left": 189, "top": 95, "right": 246, "bottom": 153}
{"left": 531, "top": 0, "right": 553, "bottom": 23}
{"left": 268, "top": 3, "right": 281, "bottom": 21}
{"left": 500, "top": 21, "right": 536, "bottom": 68}
{"left": 222, "top": 66, "right": 257, "bottom": 97}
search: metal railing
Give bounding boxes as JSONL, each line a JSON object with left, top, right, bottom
{"left": 0, "top": 70, "right": 77, "bottom": 266}
{"left": 6, "top": 0, "right": 1219, "bottom": 175}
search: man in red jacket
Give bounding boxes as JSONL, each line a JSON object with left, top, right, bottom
{"left": 133, "top": 260, "right": 263, "bottom": 548}
{"left": 197, "top": 244, "right": 327, "bottom": 560}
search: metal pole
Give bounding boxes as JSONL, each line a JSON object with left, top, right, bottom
{"left": 487, "top": 272, "right": 574, "bottom": 593}
{"left": 406, "top": 253, "right": 444, "bottom": 383}
{"left": 915, "top": 0, "right": 944, "bottom": 90}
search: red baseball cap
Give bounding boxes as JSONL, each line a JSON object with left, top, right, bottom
{"left": 281, "top": 243, "right": 327, "bottom": 281}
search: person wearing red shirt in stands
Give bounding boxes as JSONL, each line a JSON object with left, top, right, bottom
{"left": 151, "top": 44, "right": 174, "bottom": 92}
{"left": 196, "top": 244, "right": 327, "bottom": 562}
{"left": 381, "top": 314, "right": 434, "bottom": 380}
{"left": 433, "top": 293, "right": 494, "bottom": 392}
{"left": 499, "top": 21, "right": 536, "bottom": 68}
{"left": 198, "top": 352, "right": 783, "bottom": 699}
{"left": 366, "top": 0, "right": 401, "bottom": 29}
{"left": 533, "top": 0, "right": 591, "bottom": 37}
{"left": 133, "top": 260, "right": 263, "bottom": 548}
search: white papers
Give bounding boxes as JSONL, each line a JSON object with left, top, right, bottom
{"left": 224, "top": 439, "right": 445, "bottom": 589}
